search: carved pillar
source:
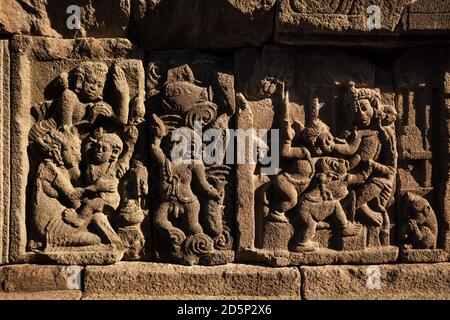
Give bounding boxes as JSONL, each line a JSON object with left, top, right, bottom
{"left": 0, "top": 40, "right": 10, "bottom": 265}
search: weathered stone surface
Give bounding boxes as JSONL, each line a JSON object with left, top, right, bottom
{"left": 0, "top": 291, "right": 82, "bottom": 300}
{"left": 84, "top": 262, "right": 301, "bottom": 299}
{"left": 275, "top": 0, "right": 450, "bottom": 46}
{"left": 9, "top": 36, "right": 145, "bottom": 265}
{"left": 0, "top": 0, "right": 131, "bottom": 38}
{"left": 275, "top": 0, "right": 416, "bottom": 42}
{"left": 0, "top": 264, "right": 82, "bottom": 292}
{"left": 399, "top": 249, "right": 449, "bottom": 263}
{"left": 404, "top": 0, "right": 450, "bottom": 31}
{"left": 0, "top": 41, "right": 10, "bottom": 266}
{"left": 301, "top": 263, "right": 450, "bottom": 300}
{"left": 131, "top": 0, "right": 276, "bottom": 50}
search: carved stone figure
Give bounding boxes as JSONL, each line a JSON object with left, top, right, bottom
{"left": 30, "top": 126, "right": 102, "bottom": 248}
{"left": 401, "top": 192, "right": 438, "bottom": 250}
{"left": 343, "top": 82, "right": 397, "bottom": 246}
{"left": 294, "top": 157, "right": 362, "bottom": 252}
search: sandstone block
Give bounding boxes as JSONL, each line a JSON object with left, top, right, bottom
{"left": 84, "top": 262, "right": 301, "bottom": 299}
{"left": 301, "top": 263, "right": 450, "bottom": 300}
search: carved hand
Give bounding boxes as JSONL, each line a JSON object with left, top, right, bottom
{"left": 125, "top": 125, "right": 139, "bottom": 145}
{"left": 112, "top": 64, "right": 130, "bottom": 100}
{"left": 116, "top": 162, "right": 129, "bottom": 179}
{"left": 95, "top": 179, "right": 118, "bottom": 193}
{"left": 150, "top": 114, "right": 167, "bottom": 139}
{"left": 89, "top": 101, "right": 113, "bottom": 121}
{"left": 68, "top": 188, "right": 83, "bottom": 209}
{"left": 208, "top": 186, "right": 222, "bottom": 201}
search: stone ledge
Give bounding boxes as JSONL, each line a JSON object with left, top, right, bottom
{"left": 0, "top": 264, "right": 81, "bottom": 292}
{"left": 0, "top": 290, "right": 82, "bottom": 300}
{"left": 300, "top": 263, "right": 450, "bottom": 300}
{"left": 0, "top": 263, "right": 449, "bottom": 300}
{"left": 83, "top": 263, "right": 301, "bottom": 300}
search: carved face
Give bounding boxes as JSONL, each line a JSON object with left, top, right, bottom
{"left": 352, "top": 99, "right": 374, "bottom": 128}
{"left": 93, "top": 140, "right": 122, "bottom": 164}
{"left": 81, "top": 72, "right": 106, "bottom": 102}
{"left": 316, "top": 131, "right": 335, "bottom": 155}
{"left": 61, "top": 142, "right": 82, "bottom": 168}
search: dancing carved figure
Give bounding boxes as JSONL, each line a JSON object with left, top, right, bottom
{"left": 150, "top": 114, "right": 221, "bottom": 243}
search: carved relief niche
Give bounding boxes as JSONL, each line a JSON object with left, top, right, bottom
{"left": 10, "top": 36, "right": 148, "bottom": 265}
{"left": 146, "top": 51, "right": 236, "bottom": 265}
{"left": 393, "top": 48, "right": 450, "bottom": 262}
{"left": 235, "top": 45, "right": 436, "bottom": 266}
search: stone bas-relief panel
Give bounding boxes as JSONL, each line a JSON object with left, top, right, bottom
{"left": 10, "top": 36, "right": 147, "bottom": 265}
{"left": 235, "top": 45, "right": 450, "bottom": 266}
{"left": 274, "top": 0, "right": 450, "bottom": 45}
{"left": 0, "top": 41, "right": 10, "bottom": 265}
{"left": 394, "top": 48, "right": 450, "bottom": 262}
{"left": 276, "top": 0, "right": 416, "bottom": 35}
{"left": 146, "top": 51, "right": 236, "bottom": 265}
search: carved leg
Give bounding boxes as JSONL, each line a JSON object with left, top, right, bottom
{"left": 294, "top": 206, "right": 318, "bottom": 252}
{"left": 268, "top": 174, "right": 297, "bottom": 223}
{"left": 91, "top": 212, "right": 122, "bottom": 247}
{"left": 333, "top": 201, "right": 362, "bottom": 236}
{"left": 154, "top": 201, "right": 175, "bottom": 232}
{"left": 184, "top": 199, "right": 204, "bottom": 235}
{"left": 375, "top": 197, "right": 390, "bottom": 245}
{"left": 357, "top": 204, "right": 383, "bottom": 227}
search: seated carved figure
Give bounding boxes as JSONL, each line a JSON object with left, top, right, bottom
{"left": 150, "top": 114, "right": 221, "bottom": 242}
{"left": 401, "top": 193, "right": 438, "bottom": 250}
{"left": 294, "top": 157, "right": 362, "bottom": 252}
{"left": 31, "top": 126, "right": 102, "bottom": 248}
{"left": 32, "top": 62, "right": 130, "bottom": 132}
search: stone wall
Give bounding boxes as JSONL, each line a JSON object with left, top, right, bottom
{"left": 0, "top": 0, "right": 449, "bottom": 300}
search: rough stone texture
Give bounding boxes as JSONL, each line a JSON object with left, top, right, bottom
{"left": 403, "top": 0, "right": 450, "bottom": 31}
{"left": 0, "top": 41, "right": 10, "bottom": 266}
{"left": 131, "top": 0, "right": 277, "bottom": 50}
{"left": 84, "top": 262, "right": 301, "bottom": 299}
{"left": 0, "top": 0, "right": 131, "bottom": 38}
{"left": 0, "top": 264, "right": 82, "bottom": 292}
{"left": 399, "top": 249, "right": 449, "bottom": 263}
{"left": 301, "top": 263, "right": 450, "bottom": 300}
{"left": 275, "top": 0, "right": 450, "bottom": 46}
{"left": 0, "top": 291, "right": 82, "bottom": 300}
